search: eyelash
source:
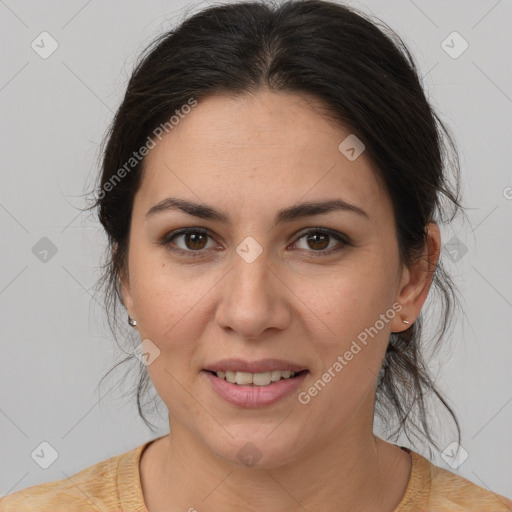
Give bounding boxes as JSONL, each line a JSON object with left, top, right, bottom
{"left": 159, "top": 227, "right": 351, "bottom": 258}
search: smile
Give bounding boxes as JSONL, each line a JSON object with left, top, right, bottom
{"left": 209, "top": 369, "right": 304, "bottom": 386}
{"left": 203, "top": 369, "right": 309, "bottom": 407}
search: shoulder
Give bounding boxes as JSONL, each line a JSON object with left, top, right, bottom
{"left": 397, "top": 448, "right": 512, "bottom": 511}
{"left": 0, "top": 441, "right": 148, "bottom": 512}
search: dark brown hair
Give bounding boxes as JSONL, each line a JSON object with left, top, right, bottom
{"left": 84, "top": 0, "right": 466, "bottom": 455}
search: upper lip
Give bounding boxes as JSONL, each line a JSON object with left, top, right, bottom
{"left": 204, "top": 358, "right": 308, "bottom": 374}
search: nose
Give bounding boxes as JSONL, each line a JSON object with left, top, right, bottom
{"left": 214, "top": 249, "right": 292, "bottom": 340}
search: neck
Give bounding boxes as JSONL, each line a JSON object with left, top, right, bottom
{"left": 141, "top": 406, "right": 411, "bottom": 511}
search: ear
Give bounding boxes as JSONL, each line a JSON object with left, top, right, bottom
{"left": 120, "top": 270, "right": 134, "bottom": 313}
{"left": 390, "top": 222, "right": 441, "bottom": 333}
{"left": 115, "top": 244, "right": 136, "bottom": 322}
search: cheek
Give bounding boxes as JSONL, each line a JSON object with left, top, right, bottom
{"left": 294, "top": 265, "right": 395, "bottom": 407}
{"left": 296, "top": 268, "right": 393, "bottom": 349}
{"left": 128, "top": 250, "right": 210, "bottom": 341}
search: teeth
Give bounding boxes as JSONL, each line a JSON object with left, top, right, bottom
{"left": 270, "top": 370, "right": 281, "bottom": 382}
{"left": 235, "top": 371, "right": 253, "bottom": 385}
{"left": 253, "top": 372, "right": 272, "bottom": 386}
{"left": 215, "top": 370, "right": 298, "bottom": 386}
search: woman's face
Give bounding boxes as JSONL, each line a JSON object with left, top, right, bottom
{"left": 121, "top": 90, "right": 435, "bottom": 467}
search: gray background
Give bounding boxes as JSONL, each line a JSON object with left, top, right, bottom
{"left": 1, "top": 0, "right": 511, "bottom": 501}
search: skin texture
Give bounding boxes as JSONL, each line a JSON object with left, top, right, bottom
{"left": 120, "top": 89, "right": 441, "bottom": 511}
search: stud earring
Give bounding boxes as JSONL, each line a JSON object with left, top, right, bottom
{"left": 128, "top": 315, "right": 137, "bottom": 327}
{"left": 403, "top": 319, "right": 410, "bottom": 325}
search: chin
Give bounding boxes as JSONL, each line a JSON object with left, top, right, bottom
{"left": 205, "top": 426, "right": 307, "bottom": 470}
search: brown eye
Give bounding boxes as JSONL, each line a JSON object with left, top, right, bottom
{"left": 162, "top": 228, "right": 218, "bottom": 256}
{"left": 292, "top": 228, "right": 349, "bottom": 255}
{"left": 183, "top": 232, "right": 208, "bottom": 250}
{"left": 305, "top": 232, "right": 330, "bottom": 250}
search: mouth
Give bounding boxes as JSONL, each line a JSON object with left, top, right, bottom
{"left": 203, "top": 367, "right": 309, "bottom": 407}
{"left": 204, "top": 369, "right": 308, "bottom": 387}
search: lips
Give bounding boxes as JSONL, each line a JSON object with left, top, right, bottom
{"left": 204, "top": 368, "right": 309, "bottom": 407}
{"left": 202, "top": 358, "right": 309, "bottom": 406}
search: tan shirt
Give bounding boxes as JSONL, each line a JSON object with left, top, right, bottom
{"left": 1, "top": 438, "right": 511, "bottom": 511}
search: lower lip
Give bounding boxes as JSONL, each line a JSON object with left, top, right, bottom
{"left": 203, "top": 370, "right": 308, "bottom": 408}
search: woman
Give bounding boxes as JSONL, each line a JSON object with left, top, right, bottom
{"left": 2, "top": 0, "right": 511, "bottom": 510}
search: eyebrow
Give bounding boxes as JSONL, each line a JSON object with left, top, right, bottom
{"left": 145, "top": 197, "right": 369, "bottom": 225}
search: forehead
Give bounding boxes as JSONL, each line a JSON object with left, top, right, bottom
{"left": 136, "top": 90, "right": 391, "bottom": 224}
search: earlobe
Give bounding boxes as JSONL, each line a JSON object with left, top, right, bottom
{"left": 121, "top": 278, "right": 138, "bottom": 329}
{"left": 391, "top": 222, "right": 441, "bottom": 333}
